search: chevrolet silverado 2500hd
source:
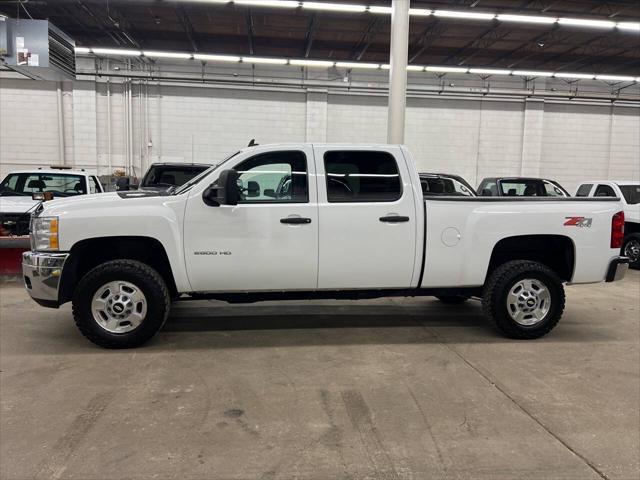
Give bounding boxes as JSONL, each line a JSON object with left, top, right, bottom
{"left": 22, "top": 144, "right": 629, "bottom": 348}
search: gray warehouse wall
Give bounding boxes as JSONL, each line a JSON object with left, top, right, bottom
{"left": 1, "top": 76, "right": 638, "bottom": 193}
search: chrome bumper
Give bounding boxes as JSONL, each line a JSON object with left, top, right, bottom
{"left": 22, "top": 251, "right": 69, "bottom": 308}
{"left": 605, "top": 256, "right": 629, "bottom": 283}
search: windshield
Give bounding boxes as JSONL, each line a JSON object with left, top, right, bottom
{"left": 0, "top": 173, "right": 86, "bottom": 197}
{"left": 619, "top": 185, "right": 640, "bottom": 205}
{"left": 141, "top": 165, "right": 210, "bottom": 188}
{"left": 173, "top": 151, "right": 240, "bottom": 195}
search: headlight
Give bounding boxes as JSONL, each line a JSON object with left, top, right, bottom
{"left": 30, "top": 216, "right": 59, "bottom": 251}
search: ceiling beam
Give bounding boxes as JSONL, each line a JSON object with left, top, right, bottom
{"left": 303, "top": 14, "right": 318, "bottom": 58}
{"left": 246, "top": 9, "right": 254, "bottom": 55}
{"left": 175, "top": 5, "right": 199, "bottom": 52}
{"left": 408, "top": 21, "right": 447, "bottom": 63}
{"left": 350, "top": 17, "right": 383, "bottom": 61}
{"left": 443, "top": 22, "right": 513, "bottom": 65}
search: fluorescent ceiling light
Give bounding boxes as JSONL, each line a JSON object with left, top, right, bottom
{"left": 409, "top": 8, "right": 433, "bottom": 16}
{"left": 144, "top": 51, "right": 192, "bottom": 59}
{"left": 335, "top": 61, "right": 380, "bottom": 69}
{"left": 407, "top": 65, "right": 425, "bottom": 71}
{"left": 235, "top": 0, "right": 299, "bottom": 7}
{"left": 425, "top": 66, "right": 469, "bottom": 73}
{"left": 512, "top": 70, "right": 554, "bottom": 77}
{"left": 554, "top": 72, "right": 595, "bottom": 79}
{"left": 74, "top": 47, "right": 91, "bottom": 54}
{"left": 497, "top": 14, "right": 557, "bottom": 24}
{"left": 369, "top": 6, "right": 392, "bottom": 14}
{"left": 93, "top": 48, "right": 142, "bottom": 56}
{"left": 617, "top": 22, "right": 640, "bottom": 32}
{"left": 595, "top": 74, "right": 636, "bottom": 82}
{"left": 290, "top": 59, "right": 334, "bottom": 67}
{"left": 194, "top": 53, "right": 241, "bottom": 62}
{"left": 469, "top": 68, "right": 512, "bottom": 75}
{"left": 558, "top": 18, "right": 615, "bottom": 29}
{"left": 434, "top": 10, "right": 495, "bottom": 20}
{"left": 380, "top": 64, "right": 390, "bottom": 70}
{"left": 242, "top": 56, "right": 288, "bottom": 64}
{"left": 302, "top": 2, "right": 366, "bottom": 12}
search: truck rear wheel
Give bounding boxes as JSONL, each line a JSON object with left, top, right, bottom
{"left": 482, "top": 260, "right": 565, "bottom": 339}
{"left": 72, "top": 260, "right": 170, "bottom": 348}
{"left": 622, "top": 233, "right": 640, "bottom": 269}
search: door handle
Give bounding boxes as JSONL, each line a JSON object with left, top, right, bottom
{"left": 379, "top": 215, "right": 410, "bottom": 223}
{"left": 280, "top": 217, "right": 312, "bottom": 224}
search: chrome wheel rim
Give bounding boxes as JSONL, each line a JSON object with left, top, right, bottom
{"left": 506, "top": 278, "right": 551, "bottom": 326}
{"left": 624, "top": 239, "right": 640, "bottom": 263}
{"left": 91, "top": 281, "right": 147, "bottom": 333}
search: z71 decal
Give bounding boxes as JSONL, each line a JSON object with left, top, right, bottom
{"left": 564, "top": 217, "right": 593, "bottom": 228}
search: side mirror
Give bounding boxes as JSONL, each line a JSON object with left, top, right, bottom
{"left": 202, "top": 169, "right": 240, "bottom": 207}
{"left": 264, "top": 189, "right": 276, "bottom": 198}
{"left": 32, "top": 191, "right": 54, "bottom": 202}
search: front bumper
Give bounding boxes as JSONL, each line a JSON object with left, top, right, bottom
{"left": 605, "top": 256, "right": 629, "bottom": 283}
{"left": 22, "top": 251, "right": 69, "bottom": 308}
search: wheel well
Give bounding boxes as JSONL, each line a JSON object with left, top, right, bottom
{"left": 487, "top": 235, "right": 575, "bottom": 282}
{"left": 60, "top": 236, "right": 178, "bottom": 304}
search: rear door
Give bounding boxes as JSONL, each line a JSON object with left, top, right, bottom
{"left": 314, "top": 146, "right": 418, "bottom": 289}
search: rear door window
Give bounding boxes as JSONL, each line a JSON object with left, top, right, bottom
{"left": 324, "top": 151, "right": 401, "bottom": 202}
{"left": 575, "top": 184, "right": 593, "bottom": 197}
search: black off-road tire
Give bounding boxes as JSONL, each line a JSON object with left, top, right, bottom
{"left": 622, "top": 233, "right": 640, "bottom": 269}
{"left": 482, "top": 260, "right": 565, "bottom": 339}
{"left": 436, "top": 295, "right": 470, "bottom": 304}
{"left": 72, "top": 260, "right": 170, "bottom": 348}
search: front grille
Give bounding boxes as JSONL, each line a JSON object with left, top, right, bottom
{"left": 0, "top": 213, "right": 31, "bottom": 236}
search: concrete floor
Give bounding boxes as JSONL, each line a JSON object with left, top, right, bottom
{"left": 1, "top": 271, "right": 638, "bottom": 480}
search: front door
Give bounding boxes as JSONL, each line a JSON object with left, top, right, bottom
{"left": 314, "top": 146, "right": 418, "bottom": 289}
{"left": 184, "top": 147, "right": 318, "bottom": 291}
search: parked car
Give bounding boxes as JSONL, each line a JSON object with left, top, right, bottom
{"left": 419, "top": 173, "right": 476, "bottom": 196}
{"left": 22, "top": 144, "right": 628, "bottom": 348}
{"left": 478, "top": 177, "right": 570, "bottom": 197}
{"left": 0, "top": 169, "right": 103, "bottom": 236}
{"left": 576, "top": 181, "right": 640, "bottom": 268}
{"left": 139, "top": 163, "right": 211, "bottom": 192}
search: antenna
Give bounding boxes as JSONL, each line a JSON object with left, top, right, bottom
{"left": 248, "top": 139, "right": 258, "bottom": 147}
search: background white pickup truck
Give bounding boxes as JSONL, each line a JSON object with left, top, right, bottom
{"left": 575, "top": 181, "right": 640, "bottom": 268}
{"left": 22, "top": 144, "right": 628, "bottom": 348}
{"left": 0, "top": 169, "right": 103, "bottom": 236}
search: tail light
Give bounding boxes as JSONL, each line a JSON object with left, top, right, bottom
{"left": 611, "top": 211, "right": 625, "bottom": 249}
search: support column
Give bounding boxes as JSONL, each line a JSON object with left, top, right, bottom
{"left": 387, "top": 0, "right": 410, "bottom": 144}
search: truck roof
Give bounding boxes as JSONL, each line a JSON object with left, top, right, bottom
{"left": 5, "top": 169, "right": 90, "bottom": 176}
{"left": 579, "top": 180, "right": 640, "bottom": 186}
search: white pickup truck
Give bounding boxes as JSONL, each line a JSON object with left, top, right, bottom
{"left": 1, "top": 169, "right": 104, "bottom": 237}
{"left": 575, "top": 181, "right": 640, "bottom": 268}
{"left": 22, "top": 144, "right": 629, "bottom": 348}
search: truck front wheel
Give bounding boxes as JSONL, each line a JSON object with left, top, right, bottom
{"left": 482, "top": 260, "right": 565, "bottom": 339}
{"left": 72, "top": 260, "right": 170, "bottom": 348}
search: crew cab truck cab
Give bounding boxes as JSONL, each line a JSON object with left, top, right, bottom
{"left": 576, "top": 181, "right": 640, "bottom": 268}
{"left": 22, "top": 144, "right": 629, "bottom": 348}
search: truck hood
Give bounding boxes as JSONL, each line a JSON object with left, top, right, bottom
{"left": 38, "top": 190, "right": 170, "bottom": 217}
{"left": 0, "top": 196, "right": 39, "bottom": 214}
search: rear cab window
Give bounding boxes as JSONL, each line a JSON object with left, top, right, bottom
{"left": 575, "top": 184, "right": 593, "bottom": 197}
{"left": 324, "top": 151, "right": 402, "bottom": 202}
{"left": 594, "top": 184, "right": 616, "bottom": 197}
